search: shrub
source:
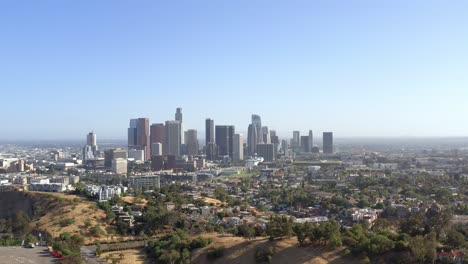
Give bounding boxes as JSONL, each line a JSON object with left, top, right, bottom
{"left": 341, "top": 249, "right": 351, "bottom": 257}
{"left": 207, "top": 246, "right": 225, "bottom": 259}
{"left": 255, "top": 247, "right": 275, "bottom": 263}
{"left": 90, "top": 224, "right": 105, "bottom": 237}
{"left": 360, "top": 256, "right": 371, "bottom": 264}
{"left": 190, "top": 237, "right": 213, "bottom": 250}
{"left": 59, "top": 218, "right": 75, "bottom": 227}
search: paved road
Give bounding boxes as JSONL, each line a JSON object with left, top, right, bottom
{"left": 0, "top": 246, "right": 57, "bottom": 264}
{"left": 81, "top": 240, "right": 148, "bottom": 264}
{"left": 81, "top": 245, "right": 107, "bottom": 264}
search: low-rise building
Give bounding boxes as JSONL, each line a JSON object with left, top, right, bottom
{"left": 128, "top": 175, "right": 160, "bottom": 190}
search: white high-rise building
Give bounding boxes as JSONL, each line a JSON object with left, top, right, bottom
{"left": 175, "top": 108, "right": 184, "bottom": 144}
{"left": 233, "top": 134, "right": 244, "bottom": 161}
{"left": 87, "top": 132, "right": 97, "bottom": 147}
{"left": 151, "top": 143, "right": 163, "bottom": 156}
{"left": 262, "top": 126, "right": 271, "bottom": 144}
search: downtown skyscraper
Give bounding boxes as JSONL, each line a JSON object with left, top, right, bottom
{"left": 233, "top": 134, "right": 244, "bottom": 161}
{"left": 323, "top": 132, "right": 334, "bottom": 154}
{"left": 293, "top": 131, "right": 300, "bottom": 147}
{"left": 251, "top": 114, "right": 262, "bottom": 144}
{"left": 128, "top": 118, "right": 150, "bottom": 161}
{"left": 308, "top": 130, "right": 313, "bottom": 151}
{"left": 185, "top": 129, "right": 199, "bottom": 156}
{"left": 165, "top": 120, "right": 181, "bottom": 156}
{"left": 83, "top": 131, "right": 98, "bottom": 161}
{"left": 205, "top": 118, "right": 214, "bottom": 145}
{"left": 150, "top": 123, "right": 166, "bottom": 155}
{"left": 215, "top": 125, "right": 235, "bottom": 158}
{"left": 175, "top": 108, "right": 184, "bottom": 144}
{"left": 247, "top": 124, "right": 257, "bottom": 156}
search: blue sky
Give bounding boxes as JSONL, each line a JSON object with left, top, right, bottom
{"left": 1, "top": 1, "right": 468, "bottom": 140}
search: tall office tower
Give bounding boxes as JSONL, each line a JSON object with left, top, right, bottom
{"left": 128, "top": 119, "right": 138, "bottom": 146}
{"left": 137, "top": 118, "right": 150, "bottom": 161}
{"left": 247, "top": 124, "right": 258, "bottom": 155}
{"left": 270, "top": 130, "right": 277, "bottom": 138}
{"left": 233, "top": 134, "right": 244, "bottom": 161}
{"left": 262, "top": 126, "right": 271, "bottom": 144}
{"left": 301, "top": 136, "right": 310, "bottom": 152}
{"left": 270, "top": 130, "right": 279, "bottom": 153}
{"left": 251, "top": 114, "right": 262, "bottom": 143}
{"left": 83, "top": 131, "right": 98, "bottom": 160}
{"left": 293, "top": 131, "right": 300, "bottom": 147}
{"left": 256, "top": 143, "right": 275, "bottom": 162}
{"left": 205, "top": 118, "right": 214, "bottom": 145}
{"left": 186, "top": 129, "right": 199, "bottom": 156}
{"left": 165, "top": 121, "right": 181, "bottom": 156}
{"left": 150, "top": 123, "right": 166, "bottom": 155}
{"left": 87, "top": 132, "right": 97, "bottom": 148}
{"left": 323, "top": 132, "right": 334, "bottom": 154}
{"left": 128, "top": 118, "right": 150, "bottom": 161}
{"left": 175, "top": 108, "right": 184, "bottom": 144}
{"left": 206, "top": 142, "right": 217, "bottom": 161}
{"left": 215, "top": 125, "right": 235, "bottom": 158}
{"left": 281, "top": 139, "right": 288, "bottom": 152}
{"left": 270, "top": 130, "right": 278, "bottom": 142}
{"left": 308, "top": 130, "right": 313, "bottom": 150}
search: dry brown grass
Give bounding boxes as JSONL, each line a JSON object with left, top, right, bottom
{"left": 121, "top": 196, "right": 148, "bottom": 207}
{"left": 100, "top": 249, "right": 148, "bottom": 264}
{"left": 30, "top": 192, "right": 124, "bottom": 244}
{"left": 192, "top": 234, "right": 357, "bottom": 264}
{"left": 194, "top": 196, "right": 224, "bottom": 206}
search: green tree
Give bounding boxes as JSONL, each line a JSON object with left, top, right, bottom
{"left": 446, "top": 229, "right": 466, "bottom": 248}
{"left": 293, "top": 224, "right": 307, "bottom": 246}
{"left": 409, "top": 235, "right": 437, "bottom": 264}
{"left": 90, "top": 224, "right": 105, "bottom": 237}
{"left": 368, "top": 234, "right": 394, "bottom": 255}
{"left": 158, "top": 249, "right": 180, "bottom": 264}
{"left": 238, "top": 224, "right": 256, "bottom": 241}
{"left": 214, "top": 187, "right": 228, "bottom": 202}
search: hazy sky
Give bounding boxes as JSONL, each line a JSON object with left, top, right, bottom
{"left": 2, "top": 1, "right": 468, "bottom": 140}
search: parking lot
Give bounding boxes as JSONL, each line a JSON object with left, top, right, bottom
{"left": 0, "top": 247, "right": 57, "bottom": 264}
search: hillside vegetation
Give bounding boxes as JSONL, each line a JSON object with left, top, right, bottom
{"left": 29, "top": 192, "right": 122, "bottom": 244}
{"left": 191, "top": 234, "right": 357, "bottom": 264}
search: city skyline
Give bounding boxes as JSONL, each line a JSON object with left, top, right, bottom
{"left": 2, "top": 1, "right": 468, "bottom": 140}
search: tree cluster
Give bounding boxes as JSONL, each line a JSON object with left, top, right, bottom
{"left": 146, "top": 229, "right": 212, "bottom": 264}
{"left": 51, "top": 232, "right": 84, "bottom": 257}
{"left": 293, "top": 220, "right": 342, "bottom": 248}
{"left": 266, "top": 215, "right": 294, "bottom": 240}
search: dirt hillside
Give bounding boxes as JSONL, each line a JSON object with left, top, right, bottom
{"left": 192, "top": 234, "right": 357, "bottom": 264}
